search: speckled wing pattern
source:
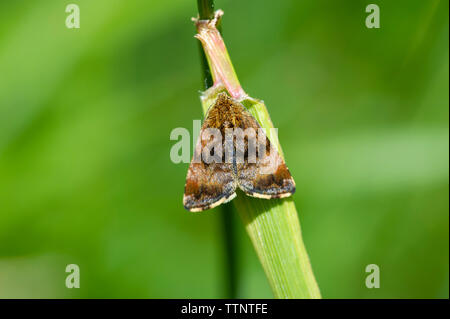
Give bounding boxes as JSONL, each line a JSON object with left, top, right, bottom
{"left": 183, "top": 93, "right": 295, "bottom": 212}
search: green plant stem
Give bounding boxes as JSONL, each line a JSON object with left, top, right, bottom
{"left": 197, "top": 0, "right": 215, "bottom": 89}
{"left": 197, "top": 0, "right": 215, "bottom": 19}
{"left": 201, "top": 89, "right": 321, "bottom": 298}
{"left": 220, "top": 202, "right": 238, "bottom": 298}
{"left": 197, "top": 0, "right": 238, "bottom": 299}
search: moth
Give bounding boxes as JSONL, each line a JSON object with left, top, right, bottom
{"left": 183, "top": 93, "right": 295, "bottom": 212}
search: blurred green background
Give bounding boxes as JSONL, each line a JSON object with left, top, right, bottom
{"left": 0, "top": 0, "right": 448, "bottom": 298}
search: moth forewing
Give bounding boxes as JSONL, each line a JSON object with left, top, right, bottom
{"left": 183, "top": 95, "right": 238, "bottom": 212}
{"left": 234, "top": 105, "right": 296, "bottom": 199}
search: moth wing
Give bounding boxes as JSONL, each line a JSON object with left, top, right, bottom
{"left": 235, "top": 107, "right": 296, "bottom": 199}
{"left": 183, "top": 161, "right": 236, "bottom": 212}
{"left": 183, "top": 100, "right": 237, "bottom": 212}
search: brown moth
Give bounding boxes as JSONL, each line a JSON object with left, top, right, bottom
{"left": 183, "top": 93, "right": 295, "bottom": 212}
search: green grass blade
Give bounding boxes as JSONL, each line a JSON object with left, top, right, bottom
{"left": 200, "top": 88, "right": 321, "bottom": 298}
